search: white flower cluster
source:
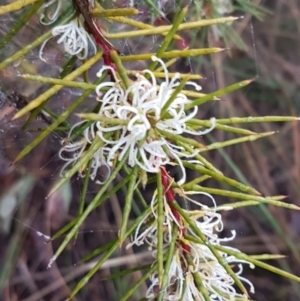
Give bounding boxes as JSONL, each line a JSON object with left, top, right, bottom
{"left": 60, "top": 56, "right": 215, "bottom": 183}
{"left": 39, "top": 0, "right": 97, "bottom": 62}
{"left": 39, "top": 17, "right": 96, "bottom": 62}
{"left": 129, "top": 190, "right": 254, "bottom": 300}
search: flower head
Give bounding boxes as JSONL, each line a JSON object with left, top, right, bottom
{"left": 59, "top": 56, "right": 216, "bottom": 184}
{"left": 39, "top": 17, "right": 96, "bottom": 62}
{"left": 133, "top": 190, "right": 254, "bottom": 300}
{"left": 66, "top": 56, "right": 216, "bottom": 184}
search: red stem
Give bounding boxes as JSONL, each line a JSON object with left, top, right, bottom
{"left": 72, "top": 0, "right": 117, "bottom": 71}
{"left": 84, "top": 20, "right": 117, "bottom": 70}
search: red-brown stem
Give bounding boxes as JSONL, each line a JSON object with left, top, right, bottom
{"left": 160, "top": 167, "right": 190, "bottom": 253}
{"left": 85, "top": 20, "right": 117, "bottom": 70}
{"left": 72, "top": 0, "right": 117, "bottom": 70}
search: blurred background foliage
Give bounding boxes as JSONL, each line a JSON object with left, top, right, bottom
{"left": 0, "top": 0, "right": 300, "bottom": 300}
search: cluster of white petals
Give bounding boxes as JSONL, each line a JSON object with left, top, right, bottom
{"left": 93, "top": 56, "right": 215, "bottom": 184}
{"left": 60, "top": 56, "right": 215, "bottom": 182}
{"left": 131, "top": 190, "right": 254, "bottom": 300}
{"left": 186, "top": 242, "right": 255, "bottom": 301}
{"left": 39, "top": 17, "right": 96, "bottom": 62}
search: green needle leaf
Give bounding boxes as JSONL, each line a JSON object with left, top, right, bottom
{"left": 50, "top": 217, "right": 79, "bottom": 241}
{"left": 147, "top": 6, "right": 188, "bottom": 72}
{"left": 20, "top": 74, "right": 96, "bottom": 90}
{"left": 214, "top": 116, "right": 300, "bottom": 124}
{"left": 185, "top": 254, "right": 211, "bottom": 301}
{"left": 185, "top": 234, "right": 300, "bottom": 284}
{"left": 119, "top": 165, "right": 139, "bottom": 244}
{"left": 182, "top": 184, "right": 300, "bottom": 210}
{"left": 106, "top": 16, "right": 239, "bottom": 39}
{"left": 101, "top": 264, "right": 152, "bottom": 281}
{"left": 13, "top": 70, "right": 105, "bottom": 163}
{"left": 156, "top": 172, "right": 164, "bottom": 287}
{"left": 199, "top": 131, "right": 276, "bottom": 152}
{"left": 161, "top": 76, "right": 190, "bottom": 118}
{"left": 0, "top": 0, "right": 43, "bottom": 49}
{"left": 182, "top": 161, "right": 260, "bottom": 195}
{"left": 188, "top": 119, "right": 256, "bottom": 135}
{"left": 121, "top": 48, "right": 224, "bottom": 61}
{"left": 0, "top": 0, "right": 41, "bottom": 15}
{"left": 69, "top": 207, "right": 152, "bottom": 300}
{"left": 120, "top": 263, "right": 157, "bottom": 301}
{"left": 13, "top": 51, "right": 103, "bottom": 120}
{"left": 91, "top": 7, "right": 139, "bottom": 17}
{"left": 158, "top": 224, "right": 178, "bottom": 301}
{"left": 48, "top": 152, "right": 129, "bottom": 270}
{"left": 67, "top": 241, "right": 120, "bottom": 301}
{"left": 185, "top": 79, "right": 254, "bottom": 110}
{"left": 79, "top": 240, "right": 116, "bottom": 263}
{"left": 110, "top": 50, "right": 131, "bottom": 89}
{"left": 75, "top": 160, "right": 92, "bottom": 240}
